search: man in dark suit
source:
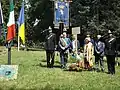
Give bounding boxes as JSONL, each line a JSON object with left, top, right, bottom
{"left": 45, "top": 26, "right": 56, "bottom": 68}
{"left": 104, "top": 30, "right": 117, "bottom": 75}
{"left": 94, "top": 35, "right": 105, "bottom": 72}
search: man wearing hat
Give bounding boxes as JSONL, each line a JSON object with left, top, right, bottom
{"left": 45, "top": 26, "right": 56, "bottom": 68}
{"left": 104, "top": 30, "right": 117, "bottom": 74}
{"left": 94, "top": 34, "right": 105, "bottom": 72}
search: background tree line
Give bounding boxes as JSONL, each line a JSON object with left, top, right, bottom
{"left": 1, "top": 0, "right": 120, "bottom": 47}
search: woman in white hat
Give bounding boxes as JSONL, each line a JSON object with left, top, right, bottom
{"left": 83, "top": 37, "right": 94, "bottom": 70}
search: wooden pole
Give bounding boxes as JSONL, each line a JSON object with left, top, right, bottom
{"left": 75, "top": 34, "right": 77, "bottom": 54}
{"left": 59, "top": 23, "right": 64, "bottom": 34}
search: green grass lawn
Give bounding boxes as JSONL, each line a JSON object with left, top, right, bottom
{"left": 0, "top": 47, "right": 120, "bottom": 90}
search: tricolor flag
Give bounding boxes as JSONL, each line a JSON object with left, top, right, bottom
{"left": 7, "top": 0, "right": 16, "bottom": 42}
{"left": 18, "top": 1, "right": 25, "bottom": 44}
{"left": 0, "top": 1, "right": 4, "bottom": 36}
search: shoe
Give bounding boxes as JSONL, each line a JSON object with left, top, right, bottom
{"left": 96, "top": 68, "right": 100, "bottom": 72}
{"left": 101, "top": 69, "right": 104, "bottom": 72}
{"left": 61, "top": 65, "right": 64, "bottom": 69}
{"left": 88, "top": 67, "right": 93, "bottom": 71}
{"left": 50, "top": 64, "right": 54, "bottom": 68}
{"left": 107, "top": 72, "right": 111, "bottom": 74}
{"left": 47, "top": 64, "right": 50, "bottom": 68}
{"left": 64, "top": 65, "right": 67, "bottom": 69}
{"left": 47, "top": 66, "right": 51, "bottom": 68}
{"left": 50, "top": 66, "right": 53, "bottom": 68}
{"left": 111, "top": 72, "right": 115, "bottom": 75}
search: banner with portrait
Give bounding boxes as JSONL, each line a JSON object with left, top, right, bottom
{"left": 54, "top": 1, "right": 69, "bottom": 28}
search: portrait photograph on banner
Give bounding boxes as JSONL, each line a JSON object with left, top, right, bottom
{"left": 54, "top": 1, "right": 69, "bottom": 28}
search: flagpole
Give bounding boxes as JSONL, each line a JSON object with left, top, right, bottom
{"left": 7, "top": 0, "right": 15, "bottom": 65}
{"left": 8, "top": 0, "right": 12, "bottom": 65}
{"left": 8, "top": 41, "right": 11, "bottom": 65}
{"left": 18, "top": 0, "right": 25, "bottom": 51}
{"left": 18, "top": 23, "right": 20, "bottom": 51}
{"left": 18, "top": 0, "right": 24, "bottom": 51}
{"left": 23, "top": 0, "right": 25, "bottom": 48}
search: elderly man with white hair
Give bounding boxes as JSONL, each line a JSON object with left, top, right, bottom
{"left": 58, "top": 32, "right": 72, "bottom": 69}
{"left": 94, "top": 34, "right": 105, "bottom": 72}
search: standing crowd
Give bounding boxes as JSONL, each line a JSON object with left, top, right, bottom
{"left": 45, "top": 27, "right": 117, "bottom": 75}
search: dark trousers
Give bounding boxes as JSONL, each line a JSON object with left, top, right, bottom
{"left": 46, "top": 50, "right": 55, "bottom": 68}
{"left": 60, "top": 52, "right": 68, "bottom": 68}
{"left": 95, "top": 54, "right": 104, "bottom": 70}
{"left": 106, "top": 55, "right": 115, "bottom": 74}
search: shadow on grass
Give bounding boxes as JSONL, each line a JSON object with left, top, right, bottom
{"left": 41, "top": 60, "right": 60, "bottom": 64}
{"left": 33, "top": 62, "right": 61, "bottom": 69}
{"left": 63, "top": 67, "right": 96, "bottom": 73}
{"left": 26, "top": 48, "right": 45, "bottom": 51}
{"left": 63, "top": 69, "right": 83, "bottom": 72}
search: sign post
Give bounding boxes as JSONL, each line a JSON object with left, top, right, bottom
{"left": 72, "top": 27, "right": 80, "bottom": 54}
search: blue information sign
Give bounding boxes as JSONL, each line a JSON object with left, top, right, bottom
{"left": 0, "top": 65, "right": 18, "bottom": 80}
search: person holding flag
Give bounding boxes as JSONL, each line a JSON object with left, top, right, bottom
{"left": 18, "top": 0, "right": 25, "bottom": 50}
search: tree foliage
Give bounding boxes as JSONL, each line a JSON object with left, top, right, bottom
{"left": 25, "top": 0, "right": 53, "bottom": 46}
{"left": 1, "top": 0, "right": 120, "bottom": 46}
{"left": 70, "top": 0, "right": 120, "bottom": 36}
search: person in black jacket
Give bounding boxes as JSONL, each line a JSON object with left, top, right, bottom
{"left": 45, "top": 26, "right": 56, "bottom": 68}
{"left": 104, "top": 30, "right": 117, "bottom": 75}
